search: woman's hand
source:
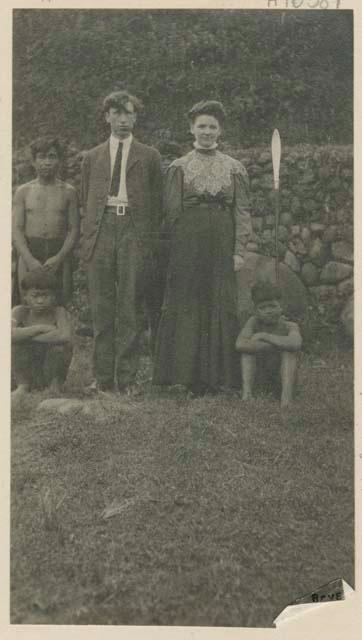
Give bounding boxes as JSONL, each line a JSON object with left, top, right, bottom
{"left": 233, "top": 255, "right": 244, "bottom": 272}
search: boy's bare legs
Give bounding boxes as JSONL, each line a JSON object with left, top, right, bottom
{"left": 44, "top": 344, "right": 73, "bottom": 396}
{"left": 11, "top": 343, "right": 35, "bottom": 403}
{"left": 280, "top": 351, "right": 298, "bottom": 408}
{"left": 241, "top": 354, "right": 257, "bottom": 400}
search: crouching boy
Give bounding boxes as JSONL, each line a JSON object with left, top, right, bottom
{"left": 12, "top": 270, "right": 73, "bottom": 401}
{"left": 236, "top": 282, "right": 302, "bottom": 408}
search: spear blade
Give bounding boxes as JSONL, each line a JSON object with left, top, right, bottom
{"left": 272, "top": 128, "right": 281, "bottom": 191}
{"left": 271, "top": 129, "right": 281, "bottom": 281}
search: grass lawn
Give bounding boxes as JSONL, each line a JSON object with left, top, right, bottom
{"left": 10, "top": 338, "right": 354, "bottom": 627}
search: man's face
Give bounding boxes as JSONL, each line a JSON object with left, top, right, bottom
{"left": 105, "top": 102, "right": 137, "bottom": 140}
{"left": 25, "top": 288, "right": 55, "bottom": 312}
{"left": 255, "top": 299, "right": 282, "bottom": 326}
{"left": 33, "top": 147, "right": 59, "bottom": 180}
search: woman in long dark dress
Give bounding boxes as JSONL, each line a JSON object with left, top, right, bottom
{"left": 153, "top": 101, "right": 252, "bottom": 393}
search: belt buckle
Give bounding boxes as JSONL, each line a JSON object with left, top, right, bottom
{"left": 116, "top": 204, "right": 126, "bottom": 216}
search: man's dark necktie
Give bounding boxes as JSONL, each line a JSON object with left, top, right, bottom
{"left": 109, "top": 141, "right": 123, "bottom": 196}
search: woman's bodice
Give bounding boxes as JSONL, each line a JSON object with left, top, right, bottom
{"left": 164, "top": 148, "right": 252, "bottom": 255}
{"left": 171, "top": 149, "right": 248, "bottom": 205}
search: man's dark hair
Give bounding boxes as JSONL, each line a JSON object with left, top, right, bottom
{"left": 187, "top": 100, "right": 226, "bottom": 126}
{"left": 103, "top": 90, "right": 143, "bottom": 114}
{"left": 21, "top": 269, "right": 59, "bottom": 293}
{"left": 251, "top": 281, "right": 282, "bottom": 306}
{"left": 29, "top": 136, "right": 63, "bottom": 160}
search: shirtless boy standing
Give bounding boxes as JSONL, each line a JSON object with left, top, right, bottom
{"left": 13, "top": 136, "right": 79, "bottom": 303}
{"left": 12, "top": 270, "right": 73, "bottom": 401}
{"left": 236, "top": 282, "right": 302, "bottom": 408}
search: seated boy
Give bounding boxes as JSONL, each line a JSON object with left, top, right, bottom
{"left": 12, "top": 270, "right": 73, "bottom": 401}
{"left": 12, "top": 136, "right": 79, "bottom": 304}
{"left": 235, "top": 281, "right": 302, "bottom": 408}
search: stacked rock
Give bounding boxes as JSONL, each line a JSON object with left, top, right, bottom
{"left": 12, "top": 141, "right": 353, "bottom": 336}
{"left": 227, "top": 144, "right": 353, "bottom": 334}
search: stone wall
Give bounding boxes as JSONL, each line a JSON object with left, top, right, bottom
{"left": 13, "top": 143, "right": 353, "bottom": 335}
{"left": 227, "top": 144, "right": 353, "bottom": 334}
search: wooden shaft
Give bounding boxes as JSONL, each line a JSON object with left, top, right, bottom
{"left": 275, "top": 189, "right": 280, "bottom": 282}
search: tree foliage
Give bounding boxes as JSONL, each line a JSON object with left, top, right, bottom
{"left": 13, "top": 9, "right": 353, "bottom": 150}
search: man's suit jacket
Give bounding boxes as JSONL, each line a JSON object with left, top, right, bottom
{"left": 81, "top": 138, "right": 163, "bottom": 262}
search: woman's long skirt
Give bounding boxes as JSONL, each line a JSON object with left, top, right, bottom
{"left": 153, "top": 203, "right": 241, "bottom": 390}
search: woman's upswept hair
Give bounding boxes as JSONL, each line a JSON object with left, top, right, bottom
{"left": 187, "top": 100, "right": 226, "bottom": 125}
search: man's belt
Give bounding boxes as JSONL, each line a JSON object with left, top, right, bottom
{"left": 104, "top": 204, "right": 131, "bottom": 216}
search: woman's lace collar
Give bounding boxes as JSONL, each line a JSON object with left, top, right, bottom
{"left": 172, "top": 150, "right": 246, "bottom": 196}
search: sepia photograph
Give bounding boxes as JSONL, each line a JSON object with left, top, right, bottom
{"left": 7, "top": 1, "right": 355, "bottom": 631}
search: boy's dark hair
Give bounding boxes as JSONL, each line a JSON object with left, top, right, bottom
{"left": 251, "top": 281, "right": 282, "bottom": 306}
{"left": 187, "top": 100, "right": 226, "bottom": 126}
{"left": 30, "top": 136, "right": 63, "bottom": 160}
{"left": 103, "top": 90, "right": 143, "bottom": 114}
{"left": 21, "top": 269, "right": 59, "bottom": 293}
{"left": 156, "top": 140, "right": 183, "bottom": 157}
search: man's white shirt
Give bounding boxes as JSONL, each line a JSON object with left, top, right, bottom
{"left": 107, "top": 133, "right": 133, "bottom": 205}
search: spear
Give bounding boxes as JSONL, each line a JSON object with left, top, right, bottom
{"left": 271, "top": 129, "right": 281, "bottom": 282}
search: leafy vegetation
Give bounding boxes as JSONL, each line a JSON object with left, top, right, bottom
{"left": 13, "top": 10, "right": 352, "bottom": 150}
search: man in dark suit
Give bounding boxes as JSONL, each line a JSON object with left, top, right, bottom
{"left": 81, "top": 91, "right": 163, "bottom": 393}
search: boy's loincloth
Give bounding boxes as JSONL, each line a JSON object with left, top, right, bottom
{"left": 26, "top": 237, "right": 65, "bottom": 263}
{"left": 18, "top": 236, "right": 73, "bottom": 304}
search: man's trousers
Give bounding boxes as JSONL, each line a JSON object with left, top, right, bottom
{"left": 87, "top": 211, "right": 147, "bottom": 389}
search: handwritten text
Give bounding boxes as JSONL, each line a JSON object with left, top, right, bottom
{"left": 267, "top": 0, "right": 341, "bottom": 8}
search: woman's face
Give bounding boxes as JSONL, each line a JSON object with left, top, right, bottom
{"left": 191, "top": 115, "right": 221, "bottom": 148}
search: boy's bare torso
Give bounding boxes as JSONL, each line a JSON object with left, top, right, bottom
{"left": 20, "top": 179, "right": 71, "bottom": 239}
